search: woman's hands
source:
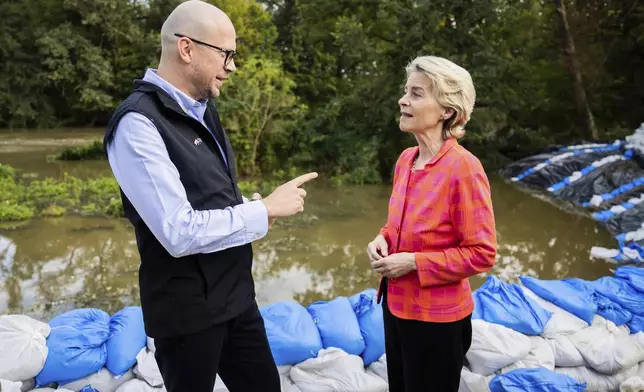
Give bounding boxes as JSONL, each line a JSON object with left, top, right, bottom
{"left": 367, "top": 235, "right": 417, "bottom": 278}
{"left": 367, "top": 234, "right": 389, "bottom": 261}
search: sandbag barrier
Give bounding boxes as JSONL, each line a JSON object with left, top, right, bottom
{"left": 1, "top": 267, "right": 644, "bottom": 392}
{"left": 510, "top": 142, "right": 624, "bottom": 183}
{"left": 501, "top": 123, "right": 644, "bottom": 265}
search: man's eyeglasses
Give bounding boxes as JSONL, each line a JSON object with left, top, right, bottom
{"left": 174, "top": 33, "right": 236, "bottom": 67}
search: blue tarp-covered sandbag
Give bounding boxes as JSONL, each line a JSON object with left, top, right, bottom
{"left": 588, "top": 276, "right": 644, "bottom": 316}
{"left": 628, "top": 313, "right": 644, "bottom": 333}
{"left": 349, "top": 289, "right": 384, "bottom": 365}
{"left": 307, "top": 297, "right": 365, "bottom": 356}
{"left": 615, "top": 265, "right": 644, "bottom": 294}
{"left": 519, "top": 276, "right": 597, "bottom": 325}
{"left": 563, "top": 278, "right": 632, "bottom": 326}
{"left": 260, "top": 301, "right": 322, "bottom": 365}
{"left": 105, "top": 306, "right": 146, "bottom": 376}
{"left": 36, "top": 308, "right": 110, "bottom": 386}
{"left": 473, "top": 276, "right": 552, "bottom": 335}
{"left": 489, "top": 368, "right": 586, "bottom": 392}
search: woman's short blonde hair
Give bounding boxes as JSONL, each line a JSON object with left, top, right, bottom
{"left": 405, "top": 56, "right": 476, "bottom": 139}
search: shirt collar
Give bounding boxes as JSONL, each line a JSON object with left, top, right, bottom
{"left": 142, "top": 68, "right": 208, "bottom": 122}
{"left": 412, "top": 138, "right": 457, "bottom": 168}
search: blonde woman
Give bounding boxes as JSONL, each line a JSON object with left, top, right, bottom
{"left": 367, "top": 56, "right": 497, "bottom": 391}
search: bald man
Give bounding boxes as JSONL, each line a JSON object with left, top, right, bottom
{"left": 103, "top": 1, "right": 316, "bottom": 390}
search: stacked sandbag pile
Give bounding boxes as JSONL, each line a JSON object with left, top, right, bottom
{"left": 465, "top": 267, "right": 644, "bottom": 392}
{"left": 0, "top": 289, "right": 389, "bottom": 392}
{"left": 2, "top": 270, "right": 643, "bottom": 392}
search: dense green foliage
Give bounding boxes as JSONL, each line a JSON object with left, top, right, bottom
{"left": 2, "top": 0, "right": 642, "bottom": 182}
{"left": 0, "top": 163, "right": 281, "bottom": 221}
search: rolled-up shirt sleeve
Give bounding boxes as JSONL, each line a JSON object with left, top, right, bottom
{"left": 106, "top": 112, "right": 269, "bottom": 258}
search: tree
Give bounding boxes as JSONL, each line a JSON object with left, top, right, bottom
{"left": 554, "top": 0, "right": 599, "bottom": 140}
{"left": 218, "top": 56, "right": 304, "bottom": 176}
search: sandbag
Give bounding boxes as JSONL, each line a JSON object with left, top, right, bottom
{"left": 616, "top": 266, "right": 644, "bottom": 294}
{"left": 0, "top": 379, "right": 23, "bottom": 392}
{"left": 520, "top": 276, "right": 597, "bottom": 325}
{"left": 520, "top": 336, "right": 556, "bottom": 371}
{"left": 106, "top": 307, "right": 147, "bottom": 376}
{"left": 629, "top": 314, "right": 644, "bottom": 334}
{"left": 290, "top": 347, "right": 388, "bottom": 392}
{"left": 36, "top": 308, "right": 110, "bottom": 386}
{"left": 133, "top": 348, "right": 163, "bottom": 387}
{"left": 0, "top": 315, "right": 50, "bottom": 381}
{"left": 546, "top": 335, "right": 586, "bottom": 367}
{"left": 348, "top": 289, "right": 385, "bottom": 365}
{"left": 31, "top": 389, "right": 71, "bottom": 392}
{"left": 466, "top": 319, "right": 531, "bottom": 376}
{"left": 59, "top": 367, "right": 134, "bottom": 392}
{"left": 500, "top": 336, "right": 555, "bottom": 373}
{"left": 473, "top": 276, "right": 552, "bottom": 335}
{"left": 521, "top": 287, "right": 588, "bottom": 337}
{"left": 307, "top": 297, "right": 365, "bottom": 356}
{"left": 115, "top": 379, "right": 165, "bottom": 392}
{"left": 589, "top": 277, "right": 644, "bottom": 317}
{"left": 459, "top": 368, "right": 492, "bottom": 392}
{"left": 366, "top": 355, "right": 387, "bottom": 384}
{"left": 490, "top": 368, "right": 586, "bottom": 392}
{"left": 146, "top": 336, "right": 155, "bottom": 353}
{"left": 570, "top": 321, "right": 644, "bottom": 374}
{"left": 260, "top": 301, "right": 322, "bottom": 365}
{"left": 278, "top": 366, "right": 301, "bottom": 392}
{"left": 621, "top": 377, "right": 644, "bottom": 392}
{"left": 556, "top": 365, "right": 638, "bottom": 392}
{"left": 564, "top": 278, "right": 633, "bottom": 326}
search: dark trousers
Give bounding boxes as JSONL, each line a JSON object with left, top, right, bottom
{"left": 154, "top": 300, "right": 281, "bottom": 392}
{"left": 383, "top": 292, "right": 472, "bottom": 392}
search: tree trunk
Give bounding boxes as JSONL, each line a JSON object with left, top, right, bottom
{"left": 554, "top": 0, "right": 599, "bottom": 141}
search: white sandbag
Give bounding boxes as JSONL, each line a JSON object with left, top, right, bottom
{"left": 466, "top": 319, "right": 531, "bottom": 376}
{"left": 571, "top": 323, "right": 644, "bottom": 374}
{"left": 115, "top": 379, "right": 166, "bottom": 392}
{"left": 546, "top": 334, "right": 586, "bottom": 367}
{"left": 133, "top": 348, "right": 163, "bottom": 387}
{"left": 556, "top": 365, "right": 638, "bottom": 392}
{"left": 366, "top": 354, "right": 387, "bottom": 383}
{"left": 59, "top": 367, "right": 134, "bottom": 391}
{"left": 500, "top": 336, "right": 556, "bottom": 373}
{"left": 639, "top": 362, "right": 644, "bottom": 378}
{"left": 521, "top": 287, "right": 588, "bottom": 338}
{"left": 147, "top": 336, "right": 156, "bottom": 353}
{"left": 278, "top": 366, "right": 301, "bottom": 392}
{"left": 0, "top": 315, "right": 50, "bottom": 381}
{"left": 290, "top": 347, "right": 388, "bottom": 392}
{"left": 0, "top": 379, "right": 22, "bottom": 392}
{"left": 459, "top": 367, "right": 492, "bottom": 392}
{"left": 31, "top": 389, "right": 74, "bottom": 392}
{"left": 621, "top": 377, "right": 644, "bottom": 392}
{"left": 523, "top": 336, "right": 556, "bottom": 370}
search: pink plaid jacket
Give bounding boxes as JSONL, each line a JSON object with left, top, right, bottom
{"left": 377, "top": 138, "right": 497, "bottom": 322}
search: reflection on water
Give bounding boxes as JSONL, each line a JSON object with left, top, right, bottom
{"left": 0, "top": 178, "right": 618, "bottom": 321}
{"left": 0, "top": 129, "right": 619, "bottom": 321}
